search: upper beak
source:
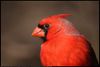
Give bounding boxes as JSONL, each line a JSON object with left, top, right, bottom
{"left": 32, "top": 27, "right": 45, "bottom": 37}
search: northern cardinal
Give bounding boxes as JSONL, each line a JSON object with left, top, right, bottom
{"left": 32, "top": 14, "right": 98, "bottom": 66}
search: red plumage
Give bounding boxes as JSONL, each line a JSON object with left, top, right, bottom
{"left": 32, "top": 14, "right": 98, "bottom": 66}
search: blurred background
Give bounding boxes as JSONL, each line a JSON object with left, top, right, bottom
{"left": 1, "top": 1, "right": 99, "bottom": 66}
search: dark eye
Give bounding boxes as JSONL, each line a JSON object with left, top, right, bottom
{"left": 43, "top": 24, "right": 49, "bottom": 29}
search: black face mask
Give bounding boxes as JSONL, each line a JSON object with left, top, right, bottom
{"left": 38, "top": 24, "right": 49, "bottom": 42}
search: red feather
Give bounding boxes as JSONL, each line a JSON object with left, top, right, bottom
{"left": 32, "top": 14, "right": 98, "bottom": 66}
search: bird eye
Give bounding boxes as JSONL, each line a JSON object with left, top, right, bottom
{"left": 38, "top": 24, "right": 50, "bottom": 30}
{"left": 43, "top": 24, "right": 49, "bottom": 29}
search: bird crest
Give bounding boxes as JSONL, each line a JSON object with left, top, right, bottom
{"left": 50, "top": 14, "right": 72, "bottom": 19}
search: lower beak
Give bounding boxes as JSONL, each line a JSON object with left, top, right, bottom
{"left": 32, "top": 27, "right": 45, "bottom": 37}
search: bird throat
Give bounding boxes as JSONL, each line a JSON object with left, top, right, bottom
{"left": 40, "top": 29, "right": 48, "bottom": 42}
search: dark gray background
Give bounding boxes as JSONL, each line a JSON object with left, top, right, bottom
{"left": 1, "top": 1, "right": 99, "bottom": 66}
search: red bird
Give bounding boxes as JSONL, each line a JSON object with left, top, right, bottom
{"left": 32, "top": 14, "right": 98, "bottom": 66}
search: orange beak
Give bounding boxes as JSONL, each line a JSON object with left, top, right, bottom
{"left": 32, "top": 27, "right": 45, "bottom": 37}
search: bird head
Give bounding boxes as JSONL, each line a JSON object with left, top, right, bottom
{"left": 32, "top": 14, "right": 77, "bottom": 41}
